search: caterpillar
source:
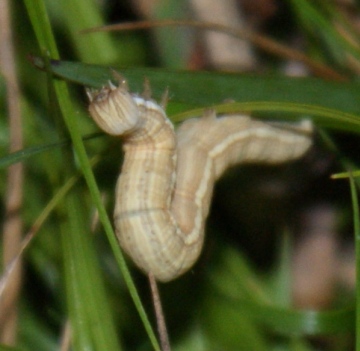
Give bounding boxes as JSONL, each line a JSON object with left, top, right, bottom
{"left": 87, "top": 77, "right": 313, "bottom": 282}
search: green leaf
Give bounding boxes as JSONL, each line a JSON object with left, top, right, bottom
{"left": 24, "top": 0, "right": 159, "bottom": 350}
{"left": 0, "top": 345, "right": 25, "bottom": 351}
{"left": 349, "top": 173, "right": 360, "bottom": 350}
{"left": 32, "top": 58, "right": 360, "bottom": 116}
{"left": 206, "top": 246, "right": 354, "bottom": 338}
{"left": 233, "top": 299, "right": 354, "bottom": 336}
{"left": 0, "top": 133, "right": 101, "bottom": 169}
{"left": 31, "top": 58, "right": 360, "bottom": 135}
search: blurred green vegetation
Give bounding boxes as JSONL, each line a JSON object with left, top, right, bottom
{"left": 1, "top": 0, "right": 360, "bottom": 350}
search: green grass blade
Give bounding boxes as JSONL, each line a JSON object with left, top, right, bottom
{"left": 0, "top": 345, "right": 25, "bottom": 351}
{"left": 52, "top": 75, "right": 159, "bottom": 351}
{"left": 58, "top": 0, "right": 118, "bottom": 63}
{"left": 61, "top": 190, "right": 122, "bottom": 351}
{"left": 0, "top": 133, "right": 101, "bottom": 168}
{"left": 47, "top": 34, "right": 123, "bottom": 351}
{"left": 24, "top": 0, "right": 160, "bottom": 350}
{"left": 349, "top": 173, "right": 360, "bottom": 351}
{"left": 172, "top": 101, "right": 360, "bottom": 133}
{"left": 237, "top": 300, "right": 354, "bottom": 335}
{"left": 32, "top": 58, "right": 360, "bottom": 116}
{"left": 290, "top": 0, "right": 360, "bottom": 64}
{"left": 208, "top": 293, "right": 354, "bottom": 336}
{"left": 0, "top": 142, "right": 66, "bottom": 168}
{"left": 207, "top": 246, "right": 354, "bottom": 338}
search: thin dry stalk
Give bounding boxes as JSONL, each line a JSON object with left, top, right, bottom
{"left": 148, "top": 273, "right": 171, "bottom": 351}
{"left": 82, "top": 19, "right": 346, "bottom": 81}
{"left": 60, "top": 321, "right": 72, "bottom": 351}
{"left": 0, "top": 0, "right": 24, "bottom": 344}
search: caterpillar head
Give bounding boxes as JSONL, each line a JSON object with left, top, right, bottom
{"left": 87, "top": 79, "right": 140, "bottom": 136}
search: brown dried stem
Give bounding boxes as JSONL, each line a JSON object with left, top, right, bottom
{"left": 0, "top": 0, "right": 24, "bottom": 344}
{"left": 82, "top": 19, "right": 346, "bottom": 81}
{"left": 148, "top": 273, "right": 171, "bottom": 351}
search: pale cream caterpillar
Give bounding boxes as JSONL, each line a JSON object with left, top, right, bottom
{"left": 87, "top": 78, "right": 313, "bottom": 282}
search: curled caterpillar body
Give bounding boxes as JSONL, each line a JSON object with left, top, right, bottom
{"left": 87, "top": 80, "right": 313, "bottom": 282}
